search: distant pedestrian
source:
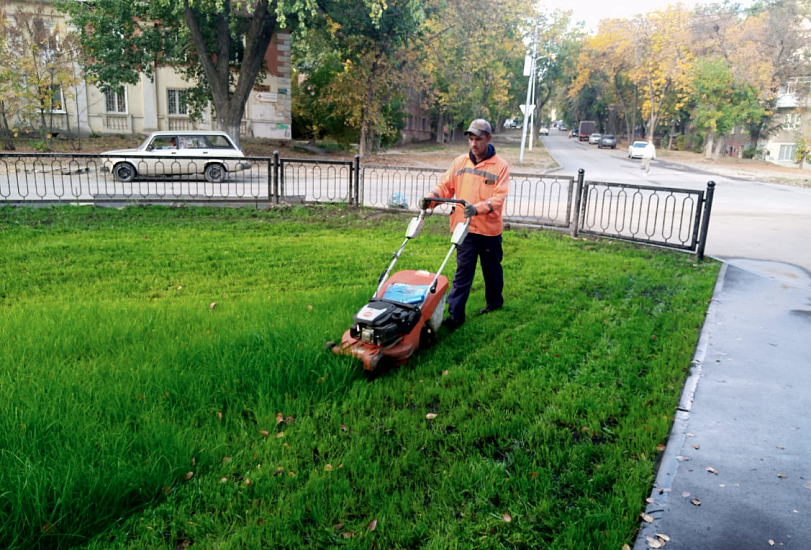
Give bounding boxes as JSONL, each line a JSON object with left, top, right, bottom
{"left": 641, "top": 140, "right": 656, "bottom": 174}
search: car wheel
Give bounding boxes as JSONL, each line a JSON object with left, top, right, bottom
{"left": 113, "top": 162, "right": 136, "bottom": 183}
{"left": 205, "top": 163, "right": 227, "bottom": 183}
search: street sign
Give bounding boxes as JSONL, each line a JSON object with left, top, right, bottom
{"left": 519, "top": 104, "right": 535, "bottom": 116}
{"left": 523, "top": 55, "right": 532, "bottom": 76}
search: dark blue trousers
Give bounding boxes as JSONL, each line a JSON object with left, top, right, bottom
{"left": 447, "top": 233, "right": 503, "bottom": 322}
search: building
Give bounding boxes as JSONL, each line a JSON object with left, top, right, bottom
{"left": 2, "top": 0, "right": 291, "bottom": 140}
{"left": 401, "top": 88, "right": 432, "bottom": 144}
{"left": 757, "top": 77, "right": 811, "bottom": 167}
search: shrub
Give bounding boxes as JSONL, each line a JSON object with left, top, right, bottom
{"left": 675, "top": 134, "right": 687, "bottom": 151}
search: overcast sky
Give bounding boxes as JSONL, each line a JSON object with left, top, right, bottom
{"left": 540, "top": 0, "right": 756, "bottom": 32}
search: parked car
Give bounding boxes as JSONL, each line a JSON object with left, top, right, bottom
{"left": 628, "top": 140, "right": 648, "bottom": 159}
{"left": 588, "top": 133, "right": 602, "bottom": 145}
{"left": 101, "top": 131, "right": 251, "bottom": 183}
{"left": 558, "top": 124, "right": 567, "bottom": 131}
{"left": 539, "top": 126, "right": 549, "bottom": 136}
{"left": 598, "top": 134, "right": 617, "bottom": 149}
{"left": 569, "top": 129, "right": 579, "bottom": 139}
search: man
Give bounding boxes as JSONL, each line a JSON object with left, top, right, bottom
{"left": 641, "top": 139, "right": 656, "bottom": 174}
{"left": 419, "top": 119, "right": 510, "bottom": 330}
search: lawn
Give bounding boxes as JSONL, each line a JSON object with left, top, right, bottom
{"left": 0, "top": 205, "right": 719, "bottom": 549}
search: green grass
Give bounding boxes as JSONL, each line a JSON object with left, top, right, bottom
{"left": 0, "top": 205, "right": 719, "bottom": 549}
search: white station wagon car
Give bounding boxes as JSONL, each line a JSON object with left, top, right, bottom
{"left": 102, "top": 131, "right": 251, "bottom": 183}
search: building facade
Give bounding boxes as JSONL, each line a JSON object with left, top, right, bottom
{"left": 759, "top": 78, "right": 810, "bottom": 167}
{"left": 4, "top": 1, "right": 291, "bottom": 141}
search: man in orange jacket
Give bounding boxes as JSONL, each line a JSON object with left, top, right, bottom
{"left": 419, "top": 119, "right": 510, "bottom": 330}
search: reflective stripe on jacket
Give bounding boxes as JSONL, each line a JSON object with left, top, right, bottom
{"left": 431, "top": 152, "right": 510, "bottom": 236}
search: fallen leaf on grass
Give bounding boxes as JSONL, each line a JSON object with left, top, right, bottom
{"left": 691, "top": 498, "right": 701, "bottom": 506}
{"left": 325, "top": 464, "right": 333, "bottom": 471}
{"left": 691, "top": 444, "right": 700, "bottom": 450}
{"left": 177, "top": 286, "right": 182, "bottom": 291}
{"left": 285, "top": 416, "right": 294, "bottom": 424}
{"left": 273, "top": 467, "right": 284, "bottom": 477}
{"left": 503, "top": 512, "right": 512, "bottom": 523}
{"left": 223, "top": 457, "right": 232, "bottom": 463}
{"left": 259, "top": 430, "right": 269, "bottom": 438}
{"left": 333, "top": 522, "right": 344, "bottom": 531}
{"left": 245, "top": 479, "right": 252, "bottom": 486}
{"left": 656, "top": 534, "right": 670, "bottom": 542}
{"left": 622, "top": 545, "right": 631, "bottom": 550}
{"left": 209, "top": 302, "right": 216, "bottom": 309}
{"left": 646, "top": 497, "right": 654, "bottom": 504}
{"left": 341, "top": 532, "right": 355, "bottom": 539}
{"left": 706, "top": 466, "right": 718, "bottom": 475}
{"left": 191, "top": 457, "right": 196, "bottom": 467}
{"left": 220, "top": 477, "right": 228, "bottom": 483}
{"left": 442, "top": 370, "right": 449, "bottom": 376}
{"left": 656, "top": 444, "right": 666, "bottom": 452}
{"left": 276, "top": 412, "right": 284, "bottom": 423}
{"left": 217, "top": 411, "right": 223, "bottom": 421}
{"left": 640, "top": 512, "right": 654, "bottom": 523}
{"left": 276, "top": 432, "right": 285, "bottom": 438}
{"left": 341, "top": 423, "right": 348, "bottom": 432}
{"left": 676, "top": 456, "right": 690, "bottom": 461}
{"left": 426, "top": 413, "right": 437, "bottom": 420}
{"left": 367, "top": 518, "right": 378, "bottom": 531}
{"left": 528, "top": 471, "right": 538, "bottom": 479}
{"left": 778, "top": 474, "right": 787, "bottom": 478}
{"left": 184, "top": 471, "right": 194, "bottom": 481}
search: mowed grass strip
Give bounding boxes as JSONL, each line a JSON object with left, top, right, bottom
{"left": 0, "top": 205, "right": 718, "bottom": 549}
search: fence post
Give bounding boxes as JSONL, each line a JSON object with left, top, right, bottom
{"left": 354, "top": 154, "right": 361, "bottom": 206}
{"left": 272, "top": 151, "right": 279, "bottom": 205}
{"left": 696, "top": 180, "right": 716, "bottom": 261}
{"left": 571, "top": 168, "right": 585, "bottom": 238}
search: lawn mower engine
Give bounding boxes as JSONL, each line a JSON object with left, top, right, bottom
{"left": 351, "top": 298, "right": 421, "bottom": 347}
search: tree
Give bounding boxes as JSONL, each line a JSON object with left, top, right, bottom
{"left": 60, "top": 0, "right": 305, "bottom": 146}
{"left": 0, "top": 0, "right": 83, "bottom": 150}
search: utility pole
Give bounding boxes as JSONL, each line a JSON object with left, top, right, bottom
{"left": 519, "top": 24, "right": 538, "bottom": 164}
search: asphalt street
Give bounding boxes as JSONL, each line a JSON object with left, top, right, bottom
{"left": 539, "top": 131, "right": 811, "bottom": 276}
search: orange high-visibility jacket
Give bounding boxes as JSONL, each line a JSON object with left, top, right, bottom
{"left": 430, "top": 152, "right": 510, "bottom": 236}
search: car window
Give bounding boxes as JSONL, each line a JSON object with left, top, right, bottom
{"left": 603, "top": 135, "right": 615, "bottom": 139}
{"left": 205, "top": 135, "right": 236, "bottom": 149}
{"left": 178, "top": 136, "right": 209, "bottom": 149}
{"left": 633, "top": 141, "right": 647, "bottom": 147}
{"left": 151, "top": 136, "right": 177, "bottom": 150}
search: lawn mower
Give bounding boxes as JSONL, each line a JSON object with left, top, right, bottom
{"left": 329, "top": 198, "right": 471, "bottom": 371}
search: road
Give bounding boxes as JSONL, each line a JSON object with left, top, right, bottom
{"left": 539, "top": 130, "right": 811, "bottom": 277}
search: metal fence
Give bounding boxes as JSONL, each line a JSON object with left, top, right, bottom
{"left": 360, "top": 165, "right": 575, "bottom": 228}
{"left": 0, "top": 152, "right": 715, "bottom": 258}
{"left": 0, "top": 152, "right": 361, "bottom": 207}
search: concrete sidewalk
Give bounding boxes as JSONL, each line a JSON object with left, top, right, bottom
{"left": 635, "top": 259, "right": 811, "bottom": 549}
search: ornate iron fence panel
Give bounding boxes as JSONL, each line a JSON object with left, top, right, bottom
{"left": 360, "top": 165, "right": 575, "bottom": 227}
{"left": 0, "top": 153, "right": 272, "bottom": 206}
{"left": 278, "top": 158, "right": 355, "bottom": 204}
{"left": 577, "top": 180, "right": 707, "bottom": 251}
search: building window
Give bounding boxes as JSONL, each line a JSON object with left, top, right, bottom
{"left": 783, "top": 113, "right": 801, "bottom": 130}
{"left": 779, "top": 79, "right": 797, "bottom": 95}
{"left": 778, "top": 144, "right": 797, "bottom": 161}
{"left": 422, "top": 118, "right": 426, "bottom": 131}
{"left": 105, "top": 88, "right": 127, "bottom": 113}
{"left": 41, "top": 85, "right": 64, "bottom": 113}
{"left": 168, "top": 89, "right": 188, "bottom": 115}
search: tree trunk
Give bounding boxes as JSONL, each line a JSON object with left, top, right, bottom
{"left": 668, "top": 119, "right": 676, "bottom": 150}
{"left": 713, "top": 134, "right": 726, "bottom": 161}
{"left": 183, "top": 0, "right": 278, "bottom": 148}
{"left": 704, "top": 131, "right": 715, "bottom": 159}
{"left": 358, "top": 49, "right": 383, "bottom": 159}
{"left": 436, "top": 112, "right": 444, "bottom": 144}
{"left": 0, "top": 102, "right": 15, "bottom": 151}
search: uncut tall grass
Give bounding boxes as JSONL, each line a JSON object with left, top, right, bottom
{"left": 0, "top": 205, "right": 719, "bottom": 549}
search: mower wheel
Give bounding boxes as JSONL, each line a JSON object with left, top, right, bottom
{"left": 420, "top": 325, "right": 438, "bottom": 349}
{"left": 324, "top": 341, "right": 337, "bottom": 350}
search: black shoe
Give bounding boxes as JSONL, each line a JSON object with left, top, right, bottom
{"left": 479, "top": 305, "right": 502, "bottom": 315}
{"left": 443, "top": 316, "right": 464, "bottom": 331}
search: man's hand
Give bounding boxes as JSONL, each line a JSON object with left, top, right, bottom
{"left": 463, "top": 203, "right": 477, "bottom": 218}
{"left": 419, "top": 196, "right": 433, "bottom": 210}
